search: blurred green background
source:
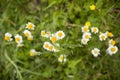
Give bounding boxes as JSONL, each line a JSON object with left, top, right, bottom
{"left": 0, "top": 0, "right": 120, "bottom": 80}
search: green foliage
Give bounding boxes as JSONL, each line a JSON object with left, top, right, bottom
{"left": 0, "top": 0, "right": 120, "bottom": 80}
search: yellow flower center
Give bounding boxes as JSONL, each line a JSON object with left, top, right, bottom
{"left": 51, "top": 36, "right": 57, "bottom": 42}
{"left": 108, "top": 32, "right": 113, "bottom": 37}
{"left": 60, "top": 56, "right": 64, "bottom": 61}
{"left": 83, "top": 27, "right": 89, "bottom": 32}
{"left": 85, "top": 22, "right": 91, "bottom": 27}
{"left": 18, "top": 44, "right": 23, "bottom": 47}
{"left": 28, "top": 24, "right": 33, "bottom": 29}
{"left": 90, "top": 5, "right": 95, "bottom": 10}
{"left": 24, "top": 33, "right": 29, "bottom": 37}
{"left": 101, "top": 35, "right": 105, "bottom": 40}
{"left": 111, "top": 40, "right": 115, "bottom": 46}
{"left": 58, "top": 32, "right": 63, "bottom": 37}
{"left": 41, "top": 31, "right": 46, "bottom": 36}
{"left": 5, "top": 36, "right": 10, "bottom": 41}
{"left": 30, "top": 52, "right": 35, "bottom": 56}
{"left": 85, "top": 35, "right": 90, "bottom": 39}
{"left": 49, "top": 46, "right": 53, "bottom": 51}
{"left": 94, "top": 50, "right": 98, "bottom": 54}
{"left": 28, "top": 37, "right": 33, "bottom": 41}
{"left": 16, "top": 37, "right": 20, "bottom": 42}
{"left": 111, "top": 47, "right": 116, "bottom": 52}
{"left": 45, "top": 44, "right": 49, "bottom": 48}
{"left": 93, "top": 28, "right": 97, "bottom": 32}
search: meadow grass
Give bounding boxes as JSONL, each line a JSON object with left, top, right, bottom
{"left": 0, "top": 0, "right": 120, "bottom": 80}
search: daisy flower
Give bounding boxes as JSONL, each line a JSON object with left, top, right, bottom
{"left": 26, "top": 22, "right": 35, "bottom": 30}
{"left": 48, "top": 45, "right": 54, "bottom": 51}
{"left": 15, "top": 34, "right": 23, "bottom": 43}
{"left": 82, "top": 26, "right": 89, "bottom": 33}
{"left": 29, "top": 49, "right": 37, "bottom": 56}
{"left": 50, "top": 34, "right": 58, "bottom": 43}
{"left": 56, "top": 31, "right": 65, "bottom": 39}
{"left": 99, "top": 33, "right": 107, "bottom": 41}
{"left": 41, "top": 31, "right": 51, "bottom": 38}
{"left": 106, "top": 31, "right": 113, "bottom": 37}
{"left": 27, "top": 35, "right": 33, "bottom": 41}
{"left": 85, "top": 21, "right": 91, "bottom": 27}
{"left": 4, "top": 32, "right": 13, "bottom": 41}
{"left": 91, "top": 27, "right": 99, "bottom": 34}
{"left": 45, "top": 32, "right": 51, "bottom": 38}
{"left": 23, "top": 30, "right": 31, "bottom": 37}
{"left": 106, "top": 45, "right": 118, "bottom": 55}
{"left": 43, "top": 42, "right": 51, "bottom": 51}
{"left": 108, "top": 39, "right": 116, "bottom": 46}
{"left": 90, "top": 4, "right": 96, "bottom": 10}
{"left": 82, "top": 32, "right": 91, "bottom": 40}
{"left": 41, "top": 30, "right": 46, "bottom": 37}
{"left": 91, "top": 48, "right": 100, "bottom": 57}
{"left": 58, "top": 54, "right": 67, "bottom": 62}
{"left": 81, "top": 38, "right": 89, "bottom": 45}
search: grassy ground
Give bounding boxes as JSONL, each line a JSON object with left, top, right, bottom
{"left": 0, "top": 0, "right": 120, "bottom": 80}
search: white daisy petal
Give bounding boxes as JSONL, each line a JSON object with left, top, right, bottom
{"left": 99, "top": 33, "right": 107, "bottom": 41}
{"left": 91, "top": 48, "right": 100, "bottom": 57}
{"left": 58, "top": 54, "right": 67, "bottom": 62}
{"left": 91, "top": 27, "right": 99, "bottom": 34}
{"left": 26, "top": 22, "right": 35, "bottom": 30}
{"left": 15, "top": 34, "right": 23, "bottom": 43}
{"left": 106, "top": 46, "right": 118, "bottom": 55}
{"left": 4, "top": 32, "right": 13, "bottom": 41}
{"left": 56, "top": 31, "right": 65, "bottom": 40}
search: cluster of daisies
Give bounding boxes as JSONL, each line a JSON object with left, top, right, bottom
{"left": 41, "top": 30, "right": 66, "bottom": 62}
{"left": 4, "top": 22, "right": 37, "bottom": 55}
{"left": 81, "top": 21, "right": 118, "bottom": 57}
{"left": 41, "top": 30, "right": 65, "bottom": 52}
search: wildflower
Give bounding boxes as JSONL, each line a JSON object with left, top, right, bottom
{"left": 45, "top": 32, "right": 51, "bottom": 38}
{"left": 106, "top": 45, "right": 118, "bottom": 55}
{"left": 29, "top": 49, "right": 37, "bottom": 56}
{"left": 27, "top": 35, "right": 33, "bottom": 41}
{"left": 82, "top": 32, "right": 91, "bottom": 40}
{"left": 91, "top": 27, "right": 99, "bottom": 34}
{"left": 17, "top": 43, "right": 24, "bottom": 47}
{"left": 85, "top": 21, "right": 91, "bottom": 27}
{"left": 91, "top": 48, "right": 100, "bottom": 57}
{"left": 50, "top": 34, "right": 57, "bottom": 43}
{"left": 26, "top": 22, "right": 35, "bottom": 30}
{"left": 43, "top": 42, "right": 51, "bottom": 51}
{"left": 15, "top": 34, "right": 23, "bottom": 43}
{"left": 81, "top": 38, "right": 89, "bottom": 45}
{"left": 23, "top": 30, "right": 31, "bottom": 37}
{"left": 4, "top": 32, "right": 13, "bottom": 41}
{"left": 58, "top": 54, "right": 67, "bottom": 62}
{"left": 82, "top": 26, "right": 89, "bottom": 33}
{"left": 41, "top": 30, "right": 46, "bottom": 37}
{"left": 41, "top": 31, "right": 51, "bottom": 38}
{"left": 56, "top": 31, "right": 65, "bottom": 39}
{"left": 48, "top": 45, "right": 54, "bottom": 51}
{"left": 99, "top": 33, "right": 107, "bottom": 41}
{"left": 107, "top": 31, "right": 113, "bottom": 37}
{"left": 90, "top": 4, "right": 96, "bottom": 10}
{"left": 108, "top": 39, "right": 116, "bottom": 46}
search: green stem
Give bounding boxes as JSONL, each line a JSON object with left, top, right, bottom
{"left": 5, "top": 51, "right": 23, "bottom": 80}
